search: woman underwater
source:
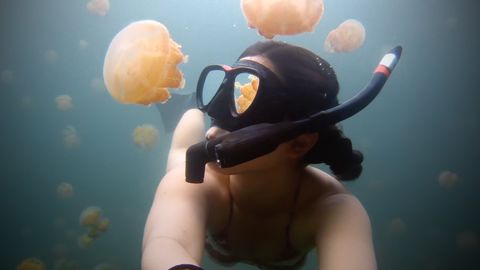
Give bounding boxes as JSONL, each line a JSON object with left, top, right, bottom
{"left": 142, "top": 40, "right": 400, "bottom": 270}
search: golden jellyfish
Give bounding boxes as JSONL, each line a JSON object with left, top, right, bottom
{"left": 132, "top": 124, "right": 160, "bottom": 150}
{"left": 235, "top": 74, "right": 259, "bottom": 113}
{"left": 62, "top": 126, "right": 81, "bottom": 149}
{"left": 103, "top": 20, "right": 187, "bottom": 105}
{"left": 55, "top": 95, "right": 73, "bottom": 111}
{"left": 241, "top": 0, "right": 324, "bottom": 39}
{"left": 79, "top": 40, "right": 89, "bottom": 49}
{"left": 57, "top": 182, "right": 74, "bottom": 199}
{"left": 45, "top": 49, "right": 60, "bottom": 63}
{"left": 17, "top": 258, "right": 46, "bottom": 270}
{"left": 78, "top": 233, "right": 94, "bottom": 249}
{"left": 438, "top": 170, "right": 459, "bottom": 188}
{"left": 1, "top": 69, "right": 14, "bottom": 83}
{"left": 324, "top": 19, "right": 366, "bottom": 53}
{"left": 87, "top": 0, "right": 110, "bottom": 16}
{"left": 97, "top": 218, "right": 110, "bottom": 232}
{"left": 79, "top": 206, "right": 102, "bottom": 227}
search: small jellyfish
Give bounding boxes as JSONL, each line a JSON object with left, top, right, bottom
{"left": 103, "top": 20, "right": 187, "bottom": 105}
{"left": 387, "top": 217, "right": 406, "bottom": 235}
{"left": 78, "top": 233, "right": 94, "bottom": 249}
{"left": 57, "top": 182, "right": 74, "bottom": 199}
{"left": 17, "top": 258, "right": 46, "bottom": 270}
{"left": 132, "top": 124, "right": 160, "bottom": 150}
{"left": 324, "top": 19, "right": 366, "bottom": 53}
{"left": 79, "top": 206, "right": 102, "bottom": 227}
{"left": 86, "top": 0, "right": 110, "bottom": 16}
{"left": 93, "top": 263, "right": 114, "bottom": 270}
{"left": 45, "top": 49, "right": 60, "bottom": 63}
{"left": 63, "top": 126, "right": 80, "bottom": 149}
{"left": 55, "top": 95, "right": 73, "bottom": 111}
{"left": 456, "top": 230, "right": 478, "bottom": 251}
{"left": 241, "top": 0, "right": 324, "bottom": 39}
{"left": 1, "top": 69, "right": 14, "bottom": 83}
{"left": 79, "top": 40, "right": 89, "bottom": 49}
{"left": 97, "top": 218, "right": 110, "bottom": 232}
{"left": 438, "top": 170, "right": 459, "bottom": 188}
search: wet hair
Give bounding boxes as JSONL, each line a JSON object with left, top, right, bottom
{"left": 238, "top": 40, "right": 363, "bottom": 181}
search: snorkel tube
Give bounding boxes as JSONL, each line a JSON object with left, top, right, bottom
{"left": 186, "top": 46, "right": 402, "bottom": 183}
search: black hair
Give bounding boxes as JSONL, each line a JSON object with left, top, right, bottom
{"left": 238, "top": 40, "right": 363, "bottom": 181}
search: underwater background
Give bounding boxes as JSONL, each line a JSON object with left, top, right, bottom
{"left": 1, "top": 0, "right": 479, "bottom": 269}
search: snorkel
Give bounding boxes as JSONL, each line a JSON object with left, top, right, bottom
{"left": 186, "top": 46, "right": 402, "bottom": 183}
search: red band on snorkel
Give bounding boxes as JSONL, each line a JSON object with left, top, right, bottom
{"left": 221, "top": 65, "right": 232, "bottom": 71}
{"left": 374, "top": 65, "right": 390, "bottom": 76}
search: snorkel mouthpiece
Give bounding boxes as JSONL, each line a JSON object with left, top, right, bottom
{"left": 185, "top": 46, "right": 402, "bottom": 183}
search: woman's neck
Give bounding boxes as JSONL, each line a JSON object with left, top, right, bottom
{"left": 229, "top": 163, "right": 304, "bottom": 216}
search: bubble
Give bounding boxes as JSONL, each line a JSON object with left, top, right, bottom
{"left": 79, "top": 206, "right": 102, "bottom": 227}
{"left": 132, "top": 124, "right": 160, "bottom": 150}
{"left": 103, "top": 20, "right": 187, "bottom": 105}
{"left": 56, "top": 182, "right": 74, "bottom": 198}
{"left": 86, "top": 0, "right": 110, "bottom": 16}
{"left": 438, "top": 170, "right": 459, "bottom": 188}
{"left": 16, "top": 258, "right": 46, "bottom": 270}
{"left": 55, "top": 95, "right": 73, "bottom": 111}
{"left": 324, "top": 19, "right": 366, "bottom": 53}
{"left": 456, "top": 230, "right": 478, "bottom": 251}
{"left": 1, "top": 69, "right": 14, "bottom": 83}
{"left": 387, "top": 217, "right": 406, "bottom": 235}
{"left": 241, "top": 0, "right": 324, "bottom": 39}
{"left": 62, "top": 126, "right": 80, "bottom": 149}
{"left": 45, "top": 49, "right": 60, "bottom": 63}
{"left": 79, "top": 40, "right": 89, "bottom": 49}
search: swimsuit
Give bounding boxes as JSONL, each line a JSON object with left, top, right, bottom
{"left": 205, "top": 181, "right": 306, "bottom": 270}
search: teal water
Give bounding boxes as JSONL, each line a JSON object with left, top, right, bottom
{"left": 1, "top": 0, "right": 479, "bottom": 269}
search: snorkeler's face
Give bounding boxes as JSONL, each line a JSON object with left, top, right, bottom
{"left": 196, "top": 57, "right": 287, "bottom": 131}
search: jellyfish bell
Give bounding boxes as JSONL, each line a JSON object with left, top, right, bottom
{"left": 241, "top": 0, "right": 324, "bottom": 39}
{"left": 79, "top": 206, "right": 102, "bottom": 227}
{"left": 78, "top": 234, "right": 94, "bottom": 249}
{"left": 132, "top": 124, "right": 160, "bottom": 150}
{"left": 55, "top": 95, "right": 73, "bottom": 111}
{"left": 16, "top": 258, "right": 46, "bottom": 270}
{"left": 324, "top": 19, "right": 366, "bottom": 53}
{"left": 97, "top": 218, "right": 110, "bottom": 232}
{"left": 103, "top": 20, "right": 187, "bottom": 106}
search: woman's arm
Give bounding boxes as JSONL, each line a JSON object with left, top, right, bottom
{"left": 314, "top": 194, "right": 377, "bottom": 270}
{"left": 166, "top": 109, "right": 205, "bottom": 172}
{"left": 142, "top": 167, "right": 209, "bottom": 269}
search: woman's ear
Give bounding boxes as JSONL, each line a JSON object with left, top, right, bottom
{"left": 286, "top": 132, "right": 318, "bottom": 159}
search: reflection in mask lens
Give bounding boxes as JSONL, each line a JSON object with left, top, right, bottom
{"left": 202, "top": 70, "right": 226, "bottom": 106}
{"left": 234, "top": 73, "right": 260, "bottom": 114}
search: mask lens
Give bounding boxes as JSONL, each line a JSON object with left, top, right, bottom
{"left": 201, "top": 69, "right": 226, "bottom": 106}
{"left": 233, "top": 72, "right": 260, "bottom": 114}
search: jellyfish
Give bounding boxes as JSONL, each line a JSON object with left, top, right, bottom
{"left": 241, "top": 0, "right": 324, "bottom": 39}
{"left": 456, "top": 230, "right": 478, "bottom": 250}
{"left": 17, "top": 258, "right": 46, "bottom": 270}
{"left": 103, "top": 20, "right": 187, "bottom": 105}
{"left": 324, "top": 19, "right": 366, "bottom": 53}
{"left": 1, "top": 69, "right": 14, "bottom": 83}
{"left": 387, "top": 217, "right": 406, "bottom": 235}
{"left": 45, "top": 49, "right": 60, "bottom": 63}
{"left": 79, "top": 40, "right": 89, "bottom": 49}
{"left": 235, "top": 75, "right": 259, "bottom": 113}
{"left": 97, "top": 218, "right": 110, "bottom": 232}
{"left": 55, "top": 95, "right": 73, "bottom": 111}
{"left": 79, "top": 206, "right": 102, "bottom": 227}
{"left": 93, "top": 263, "right": 114, "bottom": 270}
{"left": 438, "top": 170, "right": 459, "bottom": 188}
{"left": 63, "top": 126, "right": 80, "bottom": 149}
{"left": 57, "top": 182, "right": 74, "bottom": 198}
{"left": 78, "top": 233, "right": 94, "bottom": 249}
{"left": 132, "top": 124, "right": 160, "bottom": 150}
{"left": 86, "top": 0, "right": 110, "bottom": 16}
